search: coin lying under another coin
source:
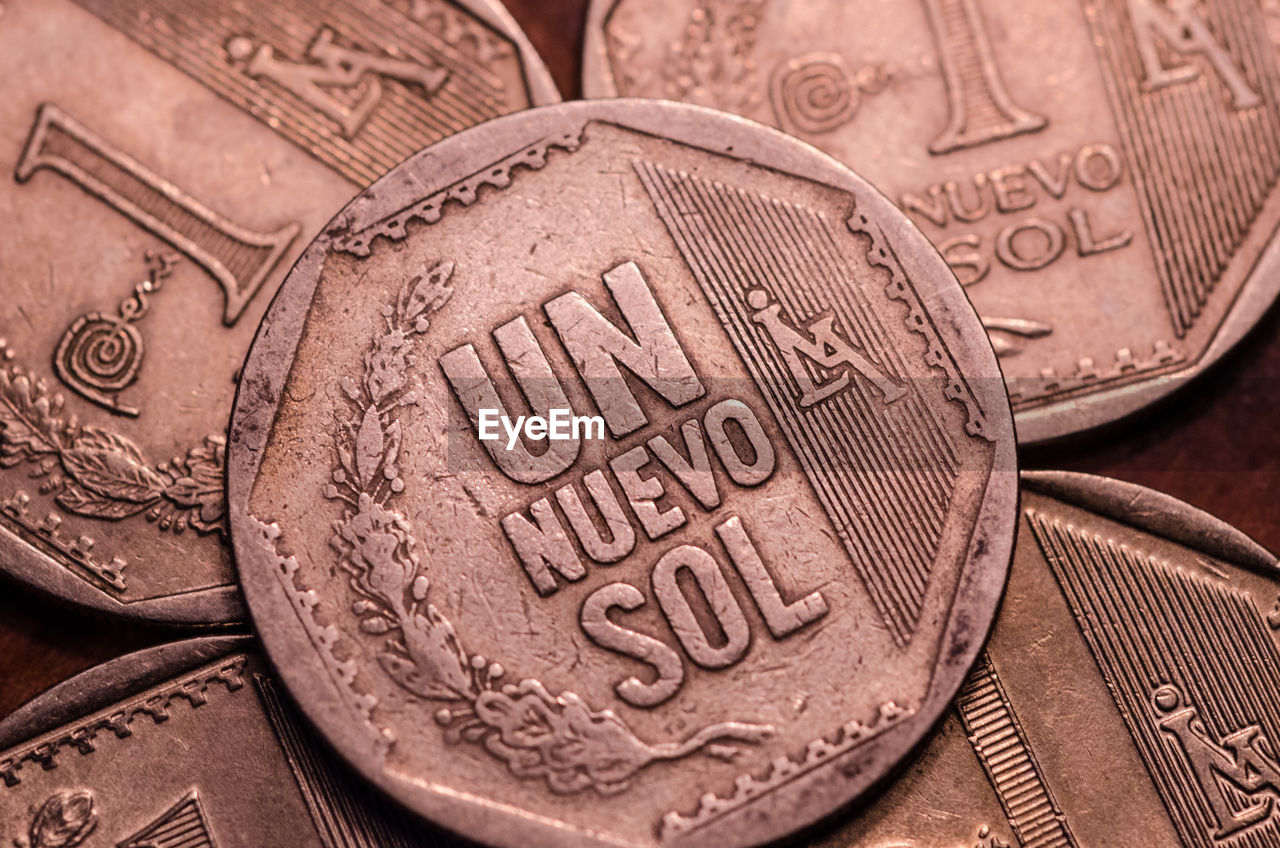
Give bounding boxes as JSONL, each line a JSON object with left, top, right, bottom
{"left": 584, "top": 0, "right": 1280, "bottom": 443}
{"left": 228, "top": 98, "right": 1017, "bottom": 848}
{"left": 0, "top": 0, "right": 558, "bottom": 624}
{"left": 814, "top": 471, "right": 1280, "bottom": 848}
{"left": 0, "top": 635, "right": 460, "bottom": 847}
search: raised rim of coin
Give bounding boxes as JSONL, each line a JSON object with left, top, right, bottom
{"left": 580, "top": 0, "right": 1280, "bottom": 446}
{"left": 0, "top": 634, "right": 252, "bottom": 750}
{"left": 0, "top": 0, "right": 560, "bottom": 626}
{"left": 457, "top": 0, "right": 561, "bottom": 107}
{"left": 1022, "top": 470, "right": 1278, "bottom": 572}
{"left": 0, "top": 554, "right": 245, "bottom": 624}
{"left": 227, "top": 98, "right": 1018, "bottom": 848}
{"left": 1013, "top": 267, "right": 1280, "bottom": 442}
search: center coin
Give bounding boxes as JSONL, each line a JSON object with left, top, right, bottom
{"left": 226, "top": 99, "right": 1018, "bottom": 848}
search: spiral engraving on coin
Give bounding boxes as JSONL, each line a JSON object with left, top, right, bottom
{"left": 769, "top": 53, "right": 888, "bottom": 135}
{"left": 53, "top": 252, "right": 178, "bottom": 417}
{"left": 56, "top": 316, "right": 143, "bottom": 408}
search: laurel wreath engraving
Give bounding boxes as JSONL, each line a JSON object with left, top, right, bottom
{"left": 0, "top": 350, "right": 225, "bottom": 535}
{"left": 664, "top": 1, "right": 766, "bottom": 113}
{"left": 324, "top": 262, "right": 774, "bottom": 795}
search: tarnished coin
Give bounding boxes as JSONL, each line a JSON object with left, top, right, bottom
{"left": 227, "top": 99, "right": 1016, "bottom": 847}
{"left": 584, "top": 0, "right": 1280, "bottom": 443}
{"left": 0, "top": 635, "right": 458, "bottom": 847}
{"left": 815, "top": 471, "right": 1280, "bottom": 848}
{"left": 0, "top": 0, "right": 557, "bottom": 624}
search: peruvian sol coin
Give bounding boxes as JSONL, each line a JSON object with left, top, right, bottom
{"left": 815, "top": 471, "right": 1280, "bottom": 848}
{"left": 0, "top": 636, "right": 458, "bottom": 847}
{"left": 0, "top": 0, "right": 558, "bottom": 624}
{"left": 227, "top": 99, "right": 1017, "bottom": 847}
{"left": 584, "top": 0, "right": 1280, "bottom": 443}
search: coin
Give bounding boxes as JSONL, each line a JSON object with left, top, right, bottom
{"left": 584, "top": 0, "right": 1280, "bottom": 444}
{"left": 810, "top": 470, "right": 1280, "bottom": 848}
{"left": 227, "top": 98, "right": 1017, "bottom": 847}
{"left": 0, "top": 635, "right": 461, "bottom": 847}
{"left": 0, "top": 0, "right": 558, "bottom": 624}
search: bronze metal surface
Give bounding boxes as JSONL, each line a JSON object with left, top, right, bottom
{"left": 2, "top": 0, "right": 1276, "bottom": 729}
{"left": 0, "top": 636, "right": 463, "bottom": 846}
{"left": 811, "top": 471, "right": 1280, "bottom": 848}
{"left": 0, "top": 0, "right": 558, "bottom": 624}
{"left": 584, "top": 0, "right": 1280, "bottom": 444}
{"left": 0, "top": 5, "right": 1276, "bottom": 845}
{"left": 226, "top": 97, "right": 1017, "bottom": 847}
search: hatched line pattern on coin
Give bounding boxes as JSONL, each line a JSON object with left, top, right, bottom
{"left": 69, "top": 0, "right": 512, "bottom": 186}
{"left": 254, "top": 675, "right": 423, "bottom": 848}
{"left": 957, "top": 653, "right": 1077, "bottom": 848}
{"left": 1029, "top": 511, "right": 1280, "bottom": 848}
{"left": 636, "top": 160, "right": 958, "bottom": 645}
{"left": 1086, "top": 0, "right": 1280, "bottom": 337}
{"left": 117, "top": 789, "right": 218, "bottom": 848}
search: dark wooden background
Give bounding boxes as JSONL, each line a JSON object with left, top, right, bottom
{"left": 1, "top": 0, "right": 1276, "bottom": 716}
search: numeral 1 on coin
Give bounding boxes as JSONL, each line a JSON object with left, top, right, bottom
{"left": 923, "top": 0, "right": 1047, "bottom": 154}
{"left": 15, "top": 103, "right": 299, "bottom": 326}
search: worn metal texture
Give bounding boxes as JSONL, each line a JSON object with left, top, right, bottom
{"left": 810, "top": 471, "right": 1280, "bottom": 848}
{"left": 584, "top": 0, "right": 1280, "bottom": 444}
{"left": 0, "top": 0, "right": 558, "bottom": 624}
{"left": 226, "top": 98, "right": 1017, "bottom": 848}
{"left": 2, "top": 0, "right": 1276, "bottom": 731}
{"left": 0, "top": 636, "right": 465, "bottom": 847}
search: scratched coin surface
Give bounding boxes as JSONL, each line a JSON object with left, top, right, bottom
{"left": 585, "top": 0, "right": 1280, "bottom": 443}
{"left": 227, "top": 99, "right": 1017, "bottom": 847}
{"left": 0, "top": 0, "right": 557, "bottom": 624}
{"left": 0, "top": 635, "right": 461, "bottom": 847}
{"left": 809, "top": 471, "right": 1280, "bottom": 848}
